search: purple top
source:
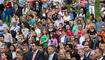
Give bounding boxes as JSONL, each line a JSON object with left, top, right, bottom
{"left": 48, "top": 38, "right": 58, "bottom": 47}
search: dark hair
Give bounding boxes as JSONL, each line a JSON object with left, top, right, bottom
{"left": 97, "top": 48, "right": 104, "bottom": 55}
{"left": 9, "top": 44, "right": 16, "bottom": 52}
{"left": 0, "top": 35, "right": 4, "bottom": 38}
{"left": 49, "top": 32, "right": 56, "bottom": 39}
{"left": 29, "top": 15, "right": 34, "bottom": 18}
{"left": 48, "top": 45, "right": 56, "bottom": 51}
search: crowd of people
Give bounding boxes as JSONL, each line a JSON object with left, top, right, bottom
{"left": 0, "top": 0, "right": 105, "bottom": 60}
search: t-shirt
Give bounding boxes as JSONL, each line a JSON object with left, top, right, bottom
{"left": 87, "top": 29, "right": 97, "bottom": 35}
{"left": 28, "top": 20, "right": 36, "bottom": 25}
{"left": 41, "top": 34, "right": 49, "bottom": 46}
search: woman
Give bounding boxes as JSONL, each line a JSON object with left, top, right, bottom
{"left": 58, "top": 50, "right": 67, "bottom": 60}
{"left": 4, "top": 28, "right": 13, "bottom": 47}
{"left": 63, "top": 11, "right": 71, "bottom": 25}
{"left": 72, "top": 21, "right": 79, "bottom": 35}
{"left": 48, "top": 33, "right": 58, "bottom": 47}
{"left": 59, "top": 30, "right": 69, "bottom": 44}
{"left": 76, "top": 25, "right": 83, "bottom": 37}
{"left": 21, "top": 22, "right": 29, "bottom": 38}
{"left": 48, "top": 23, "right": 56, "bottom": 33}
{"left": 22, "top": 4, "right": 30, "bottom": 16}
{"left": 40, "top": 28, "right": 49, "bottom": 46}
{"left": 85, "top": 19, "right": 93, "bottom": 31}
{"left": 8, "top": 45, "right": 16, "bottom": 60}
{"left": 65, "top": 25, "right": 73, "bottom": 38}
{"left": 89, "top": 14, "right": 97, "bottom": 24}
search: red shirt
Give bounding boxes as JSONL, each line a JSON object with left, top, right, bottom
{"left": 6, "top": 2, "right": 11, "bottom": 9}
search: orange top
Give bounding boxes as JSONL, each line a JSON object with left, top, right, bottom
{"left": 97, "top": 32, "right": 105, "bottom": 42}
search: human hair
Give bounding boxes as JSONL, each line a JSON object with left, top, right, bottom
{"left": 97, "top": 48, "right": 104, "bottom": 55}
{"left": 0, "top": 34, "right": 4, "bottom": 38}
{"left": 48, "top": 45, "right": 56, "bottom": 51}
{"left": 42, "top": 28, "right": 49, "bottom": 35}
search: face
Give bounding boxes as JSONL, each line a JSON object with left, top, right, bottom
{"left": 84, "top": 46, "right": 89, "bottom": 52}
{"left": 10, "top": 46, "right": 15, "bottom": 51}
{"left": 1, "top": 46, "right": 6, "bottom": 53}
{"left": 95, "top": 49, "right": 101, "bottom": 58}
{"left": 16, "top": 53, "right": 22, "bottom": 59}
{"left": 101, "top": 25, "right": 105, "bottom": 31}
{"left": 66, "top": 25, "right": 70, "bottom": 30}
{"left": 58, "top": 15, "right": 61, "bottom": 20}
{"left": 0, "top": 37, "right": 4, "bottom": 42}
{"left": 78, "top": 49, "right": 84, "bottom": 57}
{"left": 59, "top": 50, "right": 65, "bottom": 59}
{"left": 32, "top": 43, "right": 37, "bottom": 51}
{"left": 89, "top": 51, "right": 96, "bottom": 60}
{"left": 48, "top": 47, "right": 54, "bottom": 55}
{"left": 1, "top": 53, "right": 7, "bottom": 59}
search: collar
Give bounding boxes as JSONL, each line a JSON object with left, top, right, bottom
{"left": 81, "top": 56, "right": 84, "bottom": 60}
{"left": 49, "top": 52, "right": 55, "bottom": 57}
{"left": 98, "top": 56, "right": 103, "bottom": 60}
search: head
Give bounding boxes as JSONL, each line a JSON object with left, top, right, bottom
{"left": 42, "top": 28, "right": 48, "bottom": 35}
{"left": 48, "top": 45, "right": 56, "bottom": 55}
{"left": 101, "top": 25, "right": 105, "bottom": 31}
{"left": 0, "top": 35, "right": 4, "bottom": 42}
{"left": 95, "top": 48, "right": 103, "bottom": 59}
{"left": 14, "top": 3, "right": 18, "bottom": 8}
{"left": 0, "top": 20, "right": 3, "bottom": 25}
{"left": 89, "top": 50, "right": 96, "bottom": 60}
{"left": 58, "top": 15, "right": 61, "bottom": 20}
{"left": 98, "top": 16, "right": 102, "bottom": 22}
{"left": 59, "top": 23, "right": 63, "bottom": 29}
{"left": 66, "top": 25, "right": 70, "bottom": 30}
{"left": 0, "top": 45, "right": 7, "bottom": 53}
{"left": 16, "top": 52, "right": 23, "bottom": 60}
{"left": 59, "top": 50, "right": 66, "bottom": 59}
{"left": 32, "top": 43, "right": 38, "bottom": 52}
{"left": 9, "top": 45, "right": 16, "bottom": 52}
{"left": 78, "top": 49, "right": 85, "bottom": 57}
{"left": 80, "top": 8, "right": 83, "bottom": 13}
{"left": 1, "top": 52, "right": 8, "bottom": 60}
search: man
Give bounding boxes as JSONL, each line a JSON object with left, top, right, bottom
{"left": 78, "top": 48, "right": 89, "bottom": 60}
{"left": 97, "top": 25, "right": 105, "bottom": 42}
{"left": 30, "top": 43, "right": 45, "bottom": 60}
{"left": 89, "top": 0, "right": 95, "bottom": 17}
{"left": 77, "top": 8, "right": 85, "bottom": 21}
{"left": 54, "top": 14, "right": 64, "bottom": 29}
{"left": 95, "top": 16, "right": 105, "bottom": 32}
{"left": 12, "top": 3, "right": 22, "bottom": 17}
{"left": 45, "top": 45, "right": 58, "bottom": 60}
{"left": 95, "top": 48, "right": 105, "bottom": 60}
{"left": 89, "top": 50, "right": 97, "bottom": 60}
{"left": 0, "top": 20, "right": 8, "bottom": 35}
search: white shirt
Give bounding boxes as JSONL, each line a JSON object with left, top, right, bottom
{"left": 61, "top": 35, "right": 65, "bottom": 43}
{"left": 4, "top": 33, "right": 13, "bottom": 43}
{"left": 63, "top": 16, "right": 71, "bottom": 21}
{"left": 22, "top": 28, "right": 29, "bottom": 38}
{"left": 10, "top": 25, "right": 20, "bottom": 32}
{"left": 80, "top": 56, "right": 84, "bottom": 60}
{"left": 48, "top": 52, "right": 55, "bottom": 60}
{"left": 54, "top": 19, "right": 64, "bottom": 28}
{"left": 35, "top": 28, "right": 41, "bottom": 35}
{"left": 97, "top": 56, "right": 103, "bottom": 60}
{"left": 79, "top": 36, "right": 85, "bottom": 45}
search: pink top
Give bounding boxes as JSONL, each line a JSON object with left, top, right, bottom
{"left": 80, "top": 1, "right": 87, "bottom": 6}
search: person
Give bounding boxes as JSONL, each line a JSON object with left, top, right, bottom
{"left": 95, "top": 16, "right": 105, "bottom": 32}
{"left": 59, "top": 30, "right": 69, "bottom": 44}
{"left": 54, "top": 14, "right": 64, "bottom": 29}
{"left": 89, "top": 50, "right": 97, "bottom": 60}
{"left": 0, "top": 2, "right": 5, "bottom": 20}
{"left": 0, "top": 35, "right": 5, "bottom": 47}
{"left": 95, "top": 48, "right": 105, "bottom": 60}
{"left": 30, "top": 43, "right": 45, "bottom": 60}
{"left": 40, "top": 28, "right": 49, "bottom": 46}
{"left": 45, "top": 45, "right": 58, "bottom": 60}
{"left": 4, "top": 28, "right": 13, "bottom": 47}
{"left": 1, "top": 52, "right": 8, "bottom": 60}
{"left": 89, "top": 0, "right": 95, "bottom": 16}
{"left": 4, "top": 0, "right": 12, "bottom": 22}
{"left": 78, "top": 48, "right": 89, "bottom": 60}
{"left": 14, "top": 51, "right": 25, "bottom": 60}
{"left": 48, "top": 33, "right": 58, "bottom": 47}
{"left": 0, "top": 20, "right": 8, "bottom": 35}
